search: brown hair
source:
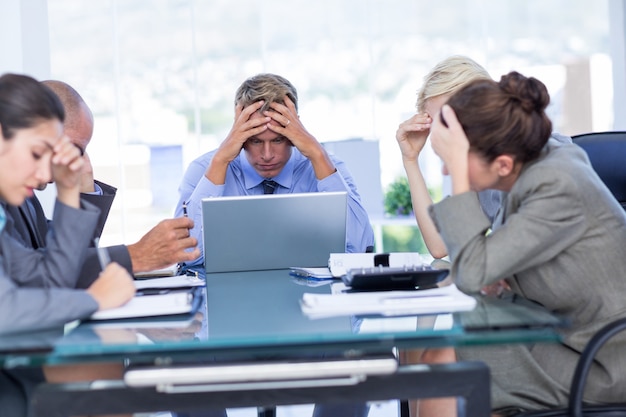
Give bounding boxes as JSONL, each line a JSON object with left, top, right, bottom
{"left": 446, "top": 71, "right": 552, "bottom": 164}
{"left": 0, "top": 74, "right": 65, "bottom": 140}
{"left": 235, "top": 73, "right": 298, "bottom": 113}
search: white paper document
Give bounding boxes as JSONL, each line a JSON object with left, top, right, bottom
{"left": 300, "top": 283, "right": 476, "bottom": 319}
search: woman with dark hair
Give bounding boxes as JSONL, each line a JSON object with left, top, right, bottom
{"left": 0, "top": 73, "right": 135, "bottom": 417}
{"left": 0, "top": 73, "right": 135, "bottom": 332}
{"left": 418, "top": 71, "right": 626, "bottom": 416}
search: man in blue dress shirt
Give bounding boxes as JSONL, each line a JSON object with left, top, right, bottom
{"left": 176, "top": 73, "right": 375, "bottom": 267}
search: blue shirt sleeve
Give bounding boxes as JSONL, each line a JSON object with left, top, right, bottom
{"left": 319, "top": 157, "right": 375, "bottom": 253}
{"left": 177, "top": 149, "right": 375, "bottom": 267}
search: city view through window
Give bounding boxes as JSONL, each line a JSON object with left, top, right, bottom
{"left": 46, "top": 0, "right": 612, "bottom": 251}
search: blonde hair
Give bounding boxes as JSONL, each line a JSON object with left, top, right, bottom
{"left": 416, "top": 55, "right": 491, "bottom": 112}
{"left": 235, "top": 73, "right": 298, "bottom": 113}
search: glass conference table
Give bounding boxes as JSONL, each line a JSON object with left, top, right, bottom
{"left": 0, "top": 269, "right": 565, "bottom": 417}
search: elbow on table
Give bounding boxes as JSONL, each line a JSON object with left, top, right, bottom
{"left": 430, "top": 248, "right": 449, "bottom": 260}
{"left": 455, "top": 278, "right": 484, "bottom": 295}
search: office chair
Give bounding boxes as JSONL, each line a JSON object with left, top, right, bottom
{"left": 515, "top": 317, "right": 626, "bottom": 417}
{"left": 572, "top": 131, "right": 626, "bottom": 209}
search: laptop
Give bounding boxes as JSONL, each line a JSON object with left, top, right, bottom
{"left": 202, "top": 192, "right": 347, "bottom": 273}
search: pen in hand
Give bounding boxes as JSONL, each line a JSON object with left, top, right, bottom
{"left": 182, "top": 201, "right": 188, "bottom": 217}
{"left": 94, "top": 237, "right": 111, "bottom": 271}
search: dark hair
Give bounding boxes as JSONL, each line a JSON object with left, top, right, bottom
{"left": 0, "top": 73, "right": 65, "bottom": 140}
{"left": 235, "top": 73, "right": 298, "bottom": 113}
{"left": 446, "top": 71, "right": 552, "bottom": 164}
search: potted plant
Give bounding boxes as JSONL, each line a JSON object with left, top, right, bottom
{"left": 384, "top": 176, "right": 413, "bottom": 216}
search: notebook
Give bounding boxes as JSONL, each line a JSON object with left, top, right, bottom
{"left": 88, "top": 287, "right": 204, "bottom": 321}
{"left": 202, "top": 192, "right": 347, "bottom": 273}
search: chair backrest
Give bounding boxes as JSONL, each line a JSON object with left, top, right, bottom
{"left": 513, "top": 317, "right": 626, "bottom": 417}
{"left": 568, "top": 317, "right": 626, "bottom": 417}
{"left": 572, "top": 131, "right": 626, "bottom": 209}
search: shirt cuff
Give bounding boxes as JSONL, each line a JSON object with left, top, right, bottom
{"left": 81, "top": 182, "right": 104, "bottom": 196}
{"left": 317, "top": 169, "right": 350, "bottom": 192}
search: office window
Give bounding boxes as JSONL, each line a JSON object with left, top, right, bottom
{"left": 47, "top": 0, "right": 611, "bottom": 246}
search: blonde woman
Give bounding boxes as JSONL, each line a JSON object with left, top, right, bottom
{"left": 396, "top": 56, "right": 570, "bottom": 259}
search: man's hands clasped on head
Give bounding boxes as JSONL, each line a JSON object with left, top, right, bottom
{"left": 217, "top": 100, "right": 271, "bottom": 165}
{"left": 259, "top": 96, "right": 336, "bottom": 180}
{"left": 127, "top": 217, "right": 200, "bottom": 273}
{"left": 263, "top": 97, "right": 318, "bottom": 156}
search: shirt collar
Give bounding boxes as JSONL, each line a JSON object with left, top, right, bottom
{"left": 240, "top": 149, "right": 296, "bottom": 190}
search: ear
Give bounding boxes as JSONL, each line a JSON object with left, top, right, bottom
{"left": 492, "top": 155, "right": 515, "bottom": 176}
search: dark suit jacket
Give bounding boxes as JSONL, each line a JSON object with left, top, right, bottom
{"left": 81, "top": 180, "right": 117, "bottom": 243}
{"left": 2, "top": 199, "right": 48, "bottom": 250}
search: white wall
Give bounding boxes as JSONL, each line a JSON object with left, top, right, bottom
{"left": 610, "top": 0, "right": 626, "bottom": 130}
{"left": 0, "top": 0, "right": 50, "bottom": 78}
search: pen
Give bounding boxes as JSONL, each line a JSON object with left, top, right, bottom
{"left": 182, "top": 201, "right": 188, "bottom": 217}
{"left": 94, "top": 237, "right": 111, "bottom": 271}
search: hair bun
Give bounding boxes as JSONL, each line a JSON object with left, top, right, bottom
{"left": 498, "top": 71, "right": 550, "bottom": 113}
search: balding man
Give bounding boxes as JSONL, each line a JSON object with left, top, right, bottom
{"left": 40, "top": 80, "right": 117, "bottom": 240}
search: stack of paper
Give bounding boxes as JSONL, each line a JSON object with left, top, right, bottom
{"left": 134, "top": 263, "right": 180, "bottom": 278}
{"left": 300, "top": 283, "right": 476, "bottom": 319}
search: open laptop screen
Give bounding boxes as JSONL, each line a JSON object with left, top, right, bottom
{"left": 202, "top": 192, "right": 347, "bottom": 273}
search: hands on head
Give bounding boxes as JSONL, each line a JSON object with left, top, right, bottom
{"left": 396, "top": 113, "right": 432, "bottom": 164}
{"left": 224, "top": 96, "right": 334, "bottom": 182}
{"left": 429, "top": 105, "right": 471, "bottom": 195}
{"left": 397, "top": 104, "right": 470, "bottom": 185}
{"left": 51, "top": 135, "right": 84, "bottom": 208}
{"left": 78, "top": 152, "right": 96, "bottom": 193}
{"left": 213, "top": 95, "right": 309, "bottom": 163}
{"left": 127, "top": 216, "right": 200, "bottom": 273}
{"left": 395, "top": 104, "right": 470, "bottom": 259}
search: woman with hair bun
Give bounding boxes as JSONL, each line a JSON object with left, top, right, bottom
{"left": 418, "top": 71, "right": 626, "bottom": 416}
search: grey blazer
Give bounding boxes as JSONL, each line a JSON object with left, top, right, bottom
{"left": 0, "top": 200, "right": 100, "bottom": 334}
{"left": 429, "top": 140, "right": 626, "bottom": 403}
{"left": 2, "top": 183, "right": 133, "bottom": 288}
